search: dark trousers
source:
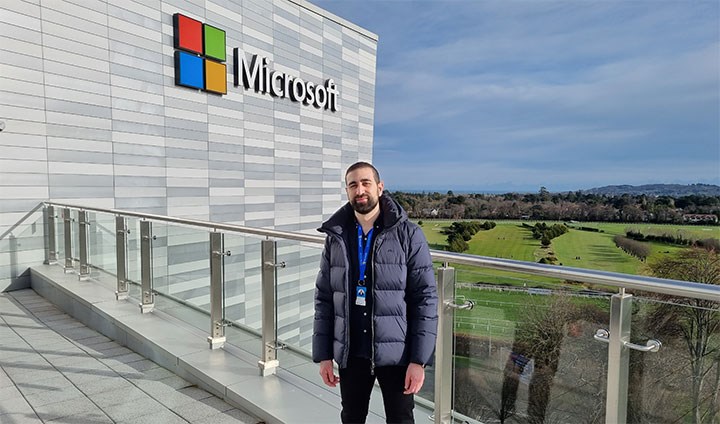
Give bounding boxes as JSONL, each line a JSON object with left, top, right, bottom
{"left": 339, "top": 357, "right": 415, "bottom": 424}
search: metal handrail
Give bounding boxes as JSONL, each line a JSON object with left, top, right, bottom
{"left": 0, "top": 202, "right": 45, "bottom": 240}
{"left": 432, "top": 251, "right": 720, "bottom": 302}
{"left": 44, "top": 201, "right": 720, "bottom": 303}
{"left": 44, "top": 201, "right": 326, "bottom": 244}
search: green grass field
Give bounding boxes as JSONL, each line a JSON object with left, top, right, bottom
{"left": 452, "top": 285, "right": 610, "bottom": 340}
{"left": 419, "top": 219, "right": 718, "bottom": 339}
{"left": 419, "top": 219, "right": 719, "bottom": 283}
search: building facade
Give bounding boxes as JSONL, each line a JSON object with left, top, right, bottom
{"left": 0, "top": 0, "right": 378, "bottom": 349}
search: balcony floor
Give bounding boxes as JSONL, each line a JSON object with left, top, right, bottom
{"left": 0, "top": 289, "right": 260, "bottom": 423}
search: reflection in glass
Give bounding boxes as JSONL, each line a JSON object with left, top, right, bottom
{"left": 223, "top": 233, "right": 264, "bottom": 334}
{"left": 628, "top": 296, "right": 720, "bottom": 423}
{"left": 151, "top": 225, "right": 211, "bottom": 328}
{"left": 126, "top": 218, "right": 141, "bottom": 299}
{"left": 449, "top": 264, "right": 610, "bottom": 423}
{"left": 69, "top": 209, "right": 78, "bottom": 264}
{"left": 0, "top": 211, "right": 45, "bottom": 285}
{"left": 627, "top": 248, "right": 719, "bottom": 424}
{"left": 56, "top": 209, "right": 65, "bottom": 260}
{"left": 275, "top": 240, "right": 323, "bottom": 355}
{"left": 88, "top": 212, "right": 116, "bottom": 276}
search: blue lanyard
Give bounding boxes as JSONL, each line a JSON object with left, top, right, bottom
{"left": 357, "top": 225, "right": 374, "bottom": 284}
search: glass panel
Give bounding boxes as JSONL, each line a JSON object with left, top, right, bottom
{"left": 223, "top": 233, "right": 264, "bottom": 354}
{"left": 88, "top": 212, "right": 117, "bottom": 277}
{"left": 69, "top": 209, "right": 78, "bottom": 264}
{"left": 150, "top": 224, "right": 211, "bottom": 334}
{"left": 12, "top": 211, "right": 46, "bottom": 253}
{"left": 629, "top": 295, "right": 720, "bottom": 423}
{"left": 126, "top": 218, "right": 142, "bottom": 299}
{"left": 56, "top": 209, "right": 65, "bottom": 260}
{"left": 449, "top": 262, "right": 611, "bottom": 423}
{"left": 151, "top": 222, "right": 169, "bottom": 295}
{"left": 275, "top": 239, "right": 323, "bottom": 356}
{"left": 0, "top": 209, "right": 45, "bottom": 284}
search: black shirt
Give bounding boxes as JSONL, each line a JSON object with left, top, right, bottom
{"left": 347, "top": 212, "right": 384, "bottom": 359}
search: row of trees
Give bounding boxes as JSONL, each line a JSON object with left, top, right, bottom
{"left": 446, "top": 221, "right": 496, "bottom": 252}
{"left": 525, "top": 222, "right": 568, "bottom": 247}
{"left": 613, "top": 235, "right": 651, "bottom": 260}
{"left": 626, "top": 228, "right": 697, "bottom": 245}
{"left": 624, "top": 229, "right": 720, "bottom": 252}
{"left": 391, "top": 189, "right": 720, "bottom": 223}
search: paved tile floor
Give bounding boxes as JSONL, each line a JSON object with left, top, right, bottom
{"left": 0, "top": 289, "right": 262, "bottom": 423}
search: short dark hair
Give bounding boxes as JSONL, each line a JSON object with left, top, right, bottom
{"left": 345, "top": 161, "right": 380, "bottom": 183}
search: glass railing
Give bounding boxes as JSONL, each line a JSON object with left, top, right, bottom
{"left": 88, "top": 211, "right": 117, "bottom": 277}
{"left": 275, "top": 239, "right": 323, "bottom": 355}
{"left": 627, "top": 295, "right": 720, "bottom": 423}
{"left": 223, "top": 232, "right": 265, "bottom": 356}
{"left": 16, "top": 202, "right": 720, "bottom": 424}
{"left": 0, "top": 205, "right": 46, "bottom": 288}
{"left": 445, "top": 262, "right": 611, "bottom": 423}
{"left": 126, "top": 217, "right": 142, "bottom": 299}
{"left": 430, "top": 251, "right": 718, "bottom": 424}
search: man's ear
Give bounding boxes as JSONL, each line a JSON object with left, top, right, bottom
{"left": 378, "top": 181, "right": 384, "bottom": 196}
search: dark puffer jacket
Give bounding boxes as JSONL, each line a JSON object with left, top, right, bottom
{"left": 312, "top": 195, "right": 438, "bottom": 369}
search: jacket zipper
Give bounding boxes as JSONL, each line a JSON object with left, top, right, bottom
{"left": 332, "top": 232, "right": 352, "bottom": 369}
{"left": 370, "top": 233, "right": 383, "bottom": 376}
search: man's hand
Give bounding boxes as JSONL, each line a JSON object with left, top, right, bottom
{"left": 319, "top": 360, "right": 339, "bottom": 387}
{"left": 404, "top": 363, "right": 425, "bottom": 394}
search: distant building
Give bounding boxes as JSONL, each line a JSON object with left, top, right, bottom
{"left": 682, "top": 214, "right": 719, "bottom": 224}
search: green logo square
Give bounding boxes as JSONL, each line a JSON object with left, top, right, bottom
{"left": 203, "top": 24, "right": 226, "bottom": 62}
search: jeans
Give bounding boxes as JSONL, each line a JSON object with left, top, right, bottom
{"left": 339, "top": 357, "right": 415, "bottom": 424}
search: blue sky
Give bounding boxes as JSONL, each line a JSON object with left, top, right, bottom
{"left": 313, "top": 1, "right": 720, "bottom": 193}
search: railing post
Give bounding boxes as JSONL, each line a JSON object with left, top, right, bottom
{"left": 605, "top": 289, "right": 632, "bottom": 424}
{"left": 259, "top": 239, "right": 281, "bottom": 376}
{"left": 435, "top": 266, "right": 455, "bottom": 424}
{"left": 116, "top": 216, "right": 129, "bottom": 300}
{"left": 63, "top": 208, "right": 73, "bottom": 273}
{"left": 45, "top": 205, "right": 57, "bottom": 265}
{"left": 208, "top": 231, "right": 227, "bottom": 349}
{"left": 78, "top": 211, "right": 90, "bottom": 280}
{"left": 139, "top": 220, "right": 154, "bottom": 313}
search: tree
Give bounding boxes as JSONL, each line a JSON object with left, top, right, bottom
{"left": 541, "top": 236, "right": 551, "bottom": 247}
{"left": 448, "top": 233, "right": 469, "bottom": 253}
{"left": 646, "top": 248, "right": 720, "bottom": 423}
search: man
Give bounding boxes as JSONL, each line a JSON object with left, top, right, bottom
{"left": 313, "top": 161, "right": 438, "bottom": 424}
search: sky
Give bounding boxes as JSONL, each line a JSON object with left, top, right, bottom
{"left": 312, "top": 0, "right": 720, "bottom": 193}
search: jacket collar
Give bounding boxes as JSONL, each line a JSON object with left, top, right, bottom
{"left": 319, "top": 194, "right": 407, "bottom": 237}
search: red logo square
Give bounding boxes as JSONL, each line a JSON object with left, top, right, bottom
{"left": 174, "top": 14, "right": 203, "bottom": 55}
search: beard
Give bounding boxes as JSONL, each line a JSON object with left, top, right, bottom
{"left": 350, "top": 194, "right": 379, "bottom": 215}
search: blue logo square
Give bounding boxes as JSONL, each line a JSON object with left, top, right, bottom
{"left": 174, "top": 51, "right": 204, "bottom": 90}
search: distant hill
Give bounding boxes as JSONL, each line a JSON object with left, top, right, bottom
{"left": 582, "top": 184, "right": 720, "bottom": 196}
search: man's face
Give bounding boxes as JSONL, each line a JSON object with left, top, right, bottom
{"left": 345, "top": 167, "right": 384, "bottom": 215}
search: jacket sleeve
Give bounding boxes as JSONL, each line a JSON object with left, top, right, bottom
{"left": 312, "top": 237, "right": 334, "bottom": 363}
{"left": 405, "top": 224, "right": 439, "bottom": 366}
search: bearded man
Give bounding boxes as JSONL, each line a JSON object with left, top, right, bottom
{"left": 312, "top": 161, "right": 438, "bottom": 424}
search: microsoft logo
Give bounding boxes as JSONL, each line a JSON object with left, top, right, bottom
{"left": 173, "top": 13, "right": 227, "bottom": 95}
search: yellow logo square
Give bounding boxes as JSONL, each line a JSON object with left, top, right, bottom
{"left": 205, "top": 60, "right": 227, "bottom": 95}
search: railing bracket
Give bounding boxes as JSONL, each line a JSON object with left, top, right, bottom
{"left": 594, "top": 328, "right": 661, "bottom": 353}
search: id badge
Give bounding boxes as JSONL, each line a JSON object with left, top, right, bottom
{"left": 355, "top": 286, "right": 366, "bottom": 306}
